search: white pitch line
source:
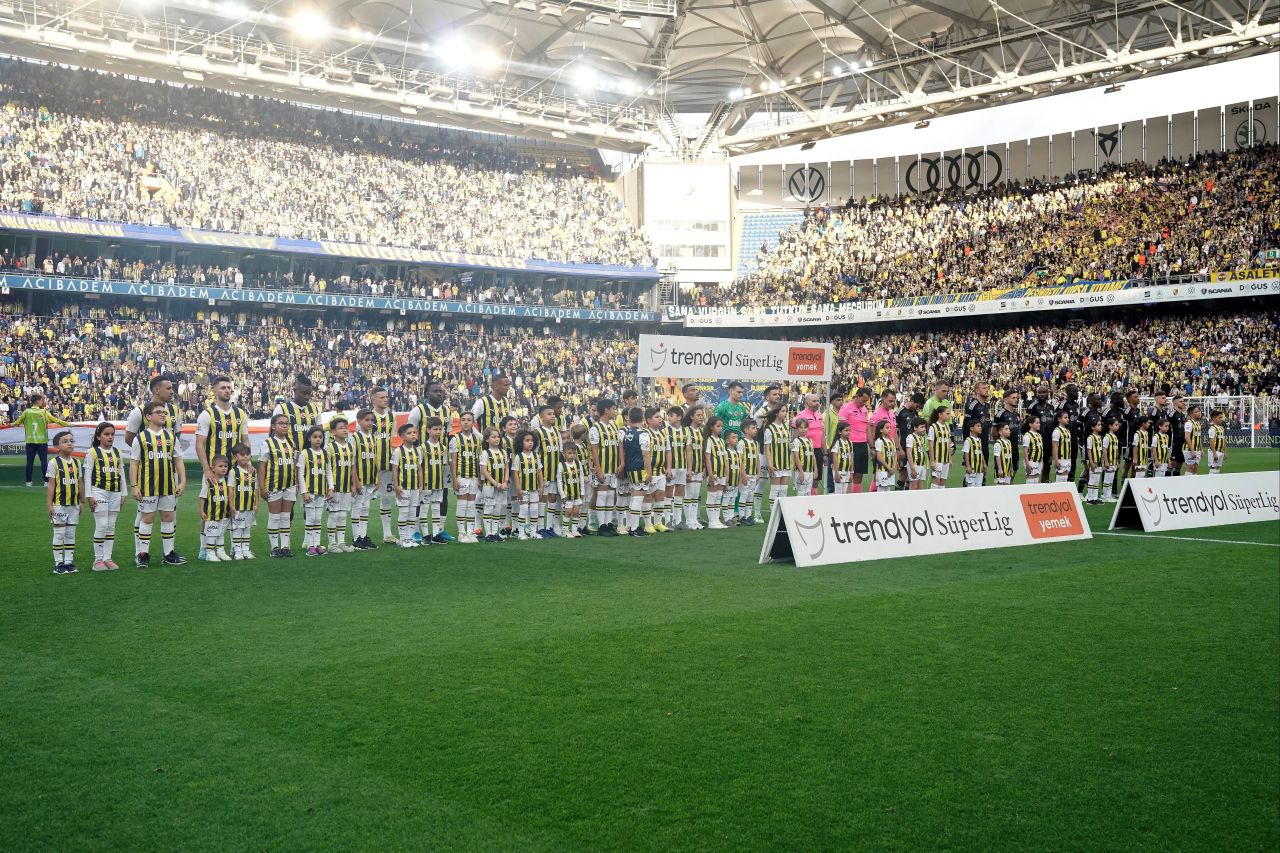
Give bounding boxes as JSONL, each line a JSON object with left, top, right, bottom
{"left": 1095, "top": 531, "right": 1280, "bottom": 547}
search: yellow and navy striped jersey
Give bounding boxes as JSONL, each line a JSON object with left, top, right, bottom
{"left": 559, "top": 458, "right": 585, "bottom": 501}
{"left": 1207, "top": 423, "right": 1226, "bottom": 453}
{"left": 475, "top": 395, "right": 511, "bottom": 432}
{"left": 352, "top": 430, "right": 380, "bottom": 485}
{"left": 993, "top": 438, "right": 1014, "bottom": 478}
{"left": 1103, "top": 433, "right": 1121, "bottom": 468}
{"left": 203, "top": 476, "right": 231, "bottom": 521}
{"left": 765, "top": 423, "right": 791, "bottom": 470}
{"left": 963, "top": 436, "right": 987, "bottom": 472}
{"left": 414, "top": 402, "right": 453, "bottom": 447}
{"left": 481, "top": 448, "right": 510, "bottom": 486}
{"left": 500, "top": 433, "right": 516, "bottom": 458}
{"left": 451, "top": 430, "right": 483, "bottom": 479}
{"left": 327, "top": 439, "right": 355, "bottom": 493}
{"left": 649, "top": 426, "right": 669, "bottom": 471}
{"left": 929, "top": 424, "right": 954, "bottom": 464}
{"left": 89, "top": 446, "right": 123, "bottom": 493}
{"left": 1086, "top": 433, "right": 1105, "bottom": 466}
{"left": 592, "top": 419, "right": 622, "bottom": 473}
{"left": 667, "top": 425, "right": 687, "bottom": 469}
{"left": 203, "top": 404, "right": 247, "bottom": 460}
{"left": 371, "top": 410, "right": 396, "bottom": 470}
{"left": 534, "top": 423, "right": 562, "bottom": 479}
{"left": 422, "top": 441, "right": 448, "bottom": 491}
{"left": 1152, "top": 431, "right": 1171, "bottom": 464}
{"left": 725, "top": 444, "right": 743, "bottom": 483}
{"left": 298, "top": 447, "right": 329, "bottom": 495}
{"left": 513, "top": 451, "right": 541, "bottom": 492}
{"left": 1185, "top": 419, "right": 1204, "bottom": 451}
{"left": 685, "top": 426, "right": 705, "bottom": 474}
{"left": 394, "top": 445, "right": 423, "bottom": 491}
{"left": 231, "top": 465, "right": 257, "bottom": 511}
{"left": 132, "top": 400, "right": 181, "bottom": 437}
{"left": 793, "top": 436, "right": 817, "bottom": 474}
{"left": 907, "top": 434, "right": 929, "bottom": 470}
{"left": 555, "top": 412, "right": 571, "bottom": 435}
{"left": 705, "top": 434, "right": 728, "bottom": 478}
{"left": 135, "top": 428, "right": 177, "bottom": 497}
{"left": 279, "top": 400, "right": 321, "bottom": 452}
{"left": 1132, "top": 430, "right": 1150, "bottom": 466}
{"left": 1024, "top": 431, "right": 1044, "bottom": 463}
{"left": 260, "top": 436, "right": 296, "bottom": 492}
{"left": 873, "top": 437, "right": 895, "bottom": 470}
{"left": 741, "top": 437, "right": 761, "bottom": 476}
{"left": 832, "top": 437, "right": 855, "bottom": 473}
{"left": 50, "top": 456, "right": 82, "bottom": 506}
{"left": 1052, "top": 427, "right": 1072, "bottom": 460}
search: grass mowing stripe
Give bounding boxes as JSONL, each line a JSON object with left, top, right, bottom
{"left": 1096, "top": 531, "right": 1280, "bottom": 547}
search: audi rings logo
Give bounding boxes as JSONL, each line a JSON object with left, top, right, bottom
{"left": 788, "top": 167, "right": 826, "bottom": 202}
{"left": 905, "top": 151, "right": 1002, "bottom": 193}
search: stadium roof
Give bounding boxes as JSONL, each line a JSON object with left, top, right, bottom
{"left": 1, "top": 0, "right": 1276, "bottom": 153}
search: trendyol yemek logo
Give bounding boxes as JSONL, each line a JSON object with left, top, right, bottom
{"left": 793, "top": 508, "right": 827, "bottom": 559}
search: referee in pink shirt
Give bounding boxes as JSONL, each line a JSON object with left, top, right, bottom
{"left": 792, "top": 394, "right": 825, "bottom": 495}
{"left": 868, "top": 389, "right": 898, "bottom": 492}
{"left": 836, "top": 387, "right": 872, "bottom": 493}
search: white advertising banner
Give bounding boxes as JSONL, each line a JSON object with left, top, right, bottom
{"left": 1109, "top": 471, "right": 1280, "bottom": 532}
{"left": 637, "top": 333, "right": 833, "bottom": 382}
{"left": 679, "top": 276, "right": 1280, "bottom": 329}
{"left": 760, "top": 482, "right": 1092, "bottom": 567}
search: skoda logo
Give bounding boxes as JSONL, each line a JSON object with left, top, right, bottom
{"left": 793, "top": 508, "right": 826, "bottom": 559}
{"left": 1236, "top": 118, "right": 1267, "bottom": 147}
{"left": 788, "top": 167, "right": 826, "bottom": 203}
{"left": 905, "top": 151, "right": 1002, "bottom": 193}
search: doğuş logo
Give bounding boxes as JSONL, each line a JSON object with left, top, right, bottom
{"left": 793, "top": 508, "right": 826, "bottom": 559}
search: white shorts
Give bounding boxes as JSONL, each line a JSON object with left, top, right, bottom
{"left": 1024, "top": 462, "right": 1043, "bottom": 481}
{"left": 419, "top": 489, "right": 443, "bottom": 507}
{"left": 1055, "top": 459, "right": 1072, "bottom": 476}
{"left": 301, "top": 493, "right": 326, "bottom": 510}
{"left": 995, "top": 476, "right": 1012, "bottom": 486}
{"left": 1208, "top": 450, "right": 1224, "bottom": 469}
{"left": 204, "top": 518, "right": 229, "bottom": 538}
{"left": 377, "top": 470, "right": 395, "bottom": 496}
{"left": 541, "top": 481, "right": 558, "bottom": 499}
{"left": 232, "top": 512, "right": 255, "bottom": 531}
{"left": 327, "top": 493, "right": 353, "bottom": 513}
{"left": 1183, "top": 450, "right": 1202, "bottom": 466}
{"left": 794, "top": 472, "right": 814, "bottom": 492}
{"left": 707, "top": 475, "right": 727, "bottom": 489}
{"left": 1131, "top": 466, "right": 1147, "bottom": 478}
{"left": 742, "top": 475, "right": 759, "bottom": 497}
{"left": 909, "top": 467, "right": 928, "bottom": 483}
{"left": 669, "top": 468, "right": 687, "bottom": 487}
{"left": 931, "top": 463, "right": 950, "bottom": 481}
{"left": 875, "top": 469, "right": 896, "bottom": 489}
{"left": 51, "top": 505, "right": 80, "bottom": 525}
{"left": 771, "top": 468, "right": 792, "bottom": 480}
{"left": 650, "top": 474, "right": 667, "bottom": 493}
{"left": 963, "top": 473, "right": 985, "bottom": 488}
{"left": 137, "top": 494, "right": 178, "bottom": 514}
{"left": 356, "top": 485, "right": 377, "bottom": 504}
{"left": 89, "top": 488, "right": 123, "bottom": 513}
{"left": 267, "top": 487, "right": 297, "bottom": 503}
{"left": 597, "top": 473, "right": 618, "bottom": 491}
{"left": 396, "top": 489, "right": 421, "bottom": 510}
{"left": 1152, "top": 464, "right": 1168, "bottom": 476}
{"left": 456, "top": 477, "right": 479, "bottom": 496}
{"left": 562, "top": 498, "right": 583, "bottom": 511}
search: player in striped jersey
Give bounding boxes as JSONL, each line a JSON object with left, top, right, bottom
{"left": 682, "top": 407, "right": 709, "bottom": 529}
{"left": 450, "top": 410, "right": 484, "bottom": 544}
{"left": 196, "top": 375, "right": 248, "bottom": 561}
{"left": 762, "top": 406, "right": 791, "bottom": 521}
{"left": 368, "top": 387, "right": 399, "bottom": 544}
{"left": 409, "top": 380, "right": 454, "bottom": 535}
{"left": 85, "top": 422, "right": 126, "bottom": 570}
{"left": 991, "top": 423, "right": 1015, "bottom": 486}
{"left": 418, "top": 418, "right": 450, "bottom": 544}
{"left": 199, "top": 455, "right": 235, "bottom": 562}
{"left": 131, "top": 401, "right": 188, "bottom": 567}
{"left": 326, "top": 417, "right": 359, "bottom": 553}
{"left": 927, "top": 407, "right": 953, "bottom": 489}
{"left": 589, "top": 398, "right": 622, "bottom": 536}
{"left": 533, "top": 406, "right": 565, "bottom": 539}
{"left": 511, "top": 430, "right": 544, "bottom": 540}
{"left": 791, "top": 417, "right": 818, "bottom": 497}
{"left": 646, "top": 407, "right": 673, "bottom": 532}
{"left": 1083, "top": 418, "right": 1106, "bottom": 504}
{"left": 1151, "top": 417, "right": 1173, "bottom": 476}
{"left": 391, "top": 422, "right": 425, "bottom": 547}
{"left": 229, "top": 443, "right": 259, "bottom": 560}
{"left": 738, "top": 419, "right": 762, "bottom": 524}
{"left": 1051, "top": 410, "right": 1074, "bottom": 483}
{"left": 1101, "top": 417, "right": 1123, "bottom": 501}
{"left": 1206, "top": 409, "right": 1228, "bottom": 474}
{"left": 499, "top": 416, "right": 520, "bottom": 535}
{"left": 47, "top": 430, "right": 83, "bottom": 574}
{"left": 703, "top": 416, "right": 728, "bottom": 530}
{"left": 257, "top": 413, "right": 297, "bottom": 558}
{"left": 720, "top": 430, "right": 744, "bottom": 527}
{"left": 1022, "top": 415, "right": 1045, "bottom": 484}
{"left": 123, "top": 374, "right": 182, "bottom": 559}
{"left": 905, "top": 418, "right": 929, "bottom": 490}
{"left": 621, "top": 407, "right": 654, "bottom": 536}
{"left": 830, "top": 421, "right": 855, "bottom": 494}
{"left": 479, "top": 428, "right": 510, "bottom": 542}
{"left": 272, "top": 375, "right": 322, "bottom": 452}
{"left": 558, "top": 443, "right": 587, "bottom": 538}
{"left": 1129, "top": 415, "right": 1152, "bottom": 480}
{"left": 350, "top": 410, "right": 382, "bottom": 551}
{"left": 1183, "top": 403, "right": 1206, "bottom": 474}
{"left": 297, "top": 426, "right": 333, "bottom": 556}
{"left": 961, "top": 419, "right": 987, "bottom": 488}
{"left": 664, "top": 407, "right": 688, "bottom": 530}
{"left": 872, "top": 420, "right": 896, "bottom": 492}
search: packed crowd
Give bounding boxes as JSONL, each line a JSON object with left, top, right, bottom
{"left": 707, "top": 145, "right": 1280, "bottom": 309}
{"left": 0, "top": 60, "right": 654, "bottom": 267}
{"left": 1, "top": 249, "right": 653, "bottom": 309}
{"left": 2, "top": 299, "right": 1275, "bottom": 427}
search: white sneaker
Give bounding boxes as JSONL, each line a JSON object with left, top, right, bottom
{"left": 707, "top": 519, "right": 727, "bottom": 529}
{"left": 214, "top": 550, "right": 231, "bottom": 562}
{"left": 232, "top": 552, "right": 246, "bottom": 560}
{"left": 244, "top": 551, "right": 256, "bottom": 560}
{"left": 205, "top": 551, "right": 224, "bottom": 562}
{"left": 516, "top": 531, "right": 529, "bottom": 541}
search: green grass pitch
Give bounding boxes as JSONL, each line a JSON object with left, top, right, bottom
{"left": 1, "top": 451, "right": 1277, "bottom": 851}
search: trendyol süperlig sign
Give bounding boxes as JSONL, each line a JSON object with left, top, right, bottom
{"left": 1109, "top": 471, "right": 1280, "bottom": 532}
{"left": 637, "top": 334, "right": 833, "bottom": 382}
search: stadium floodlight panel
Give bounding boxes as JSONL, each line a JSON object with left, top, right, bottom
{"left": 290, "top": 8, "right": 330, "bottom": 37}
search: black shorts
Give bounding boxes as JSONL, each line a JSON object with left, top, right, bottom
{"left": 852, "top": 443, "right": 869, "bottom": 476}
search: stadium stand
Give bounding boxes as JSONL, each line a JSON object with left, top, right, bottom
{"left": 735, "top": 211, "right": 803, "bottom": 275}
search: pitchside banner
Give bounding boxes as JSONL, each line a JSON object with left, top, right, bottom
{"left": 637, "top": 334, "right": 833, "bottom": 382}
{"left": 760, "top": 483, "right": 1091, "bottom": 567}
{"left": 1109, "top": 471, "right": 1280, "bottom": 532}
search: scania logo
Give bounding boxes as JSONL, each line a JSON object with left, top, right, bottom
{"left": 793, "top": 508, "right": 826, "bottom": 559}
{"left": 905, "top": 151, "right": 1002, "bottom": 193}
{"left": 649, "top": 341, "right": 668, "bottom": 372}
{"left": 788, "top": 167, "right": 826, "bottom": 203}
{"left": 1140, "top": 487, "right": 1162, "bottom": 526}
